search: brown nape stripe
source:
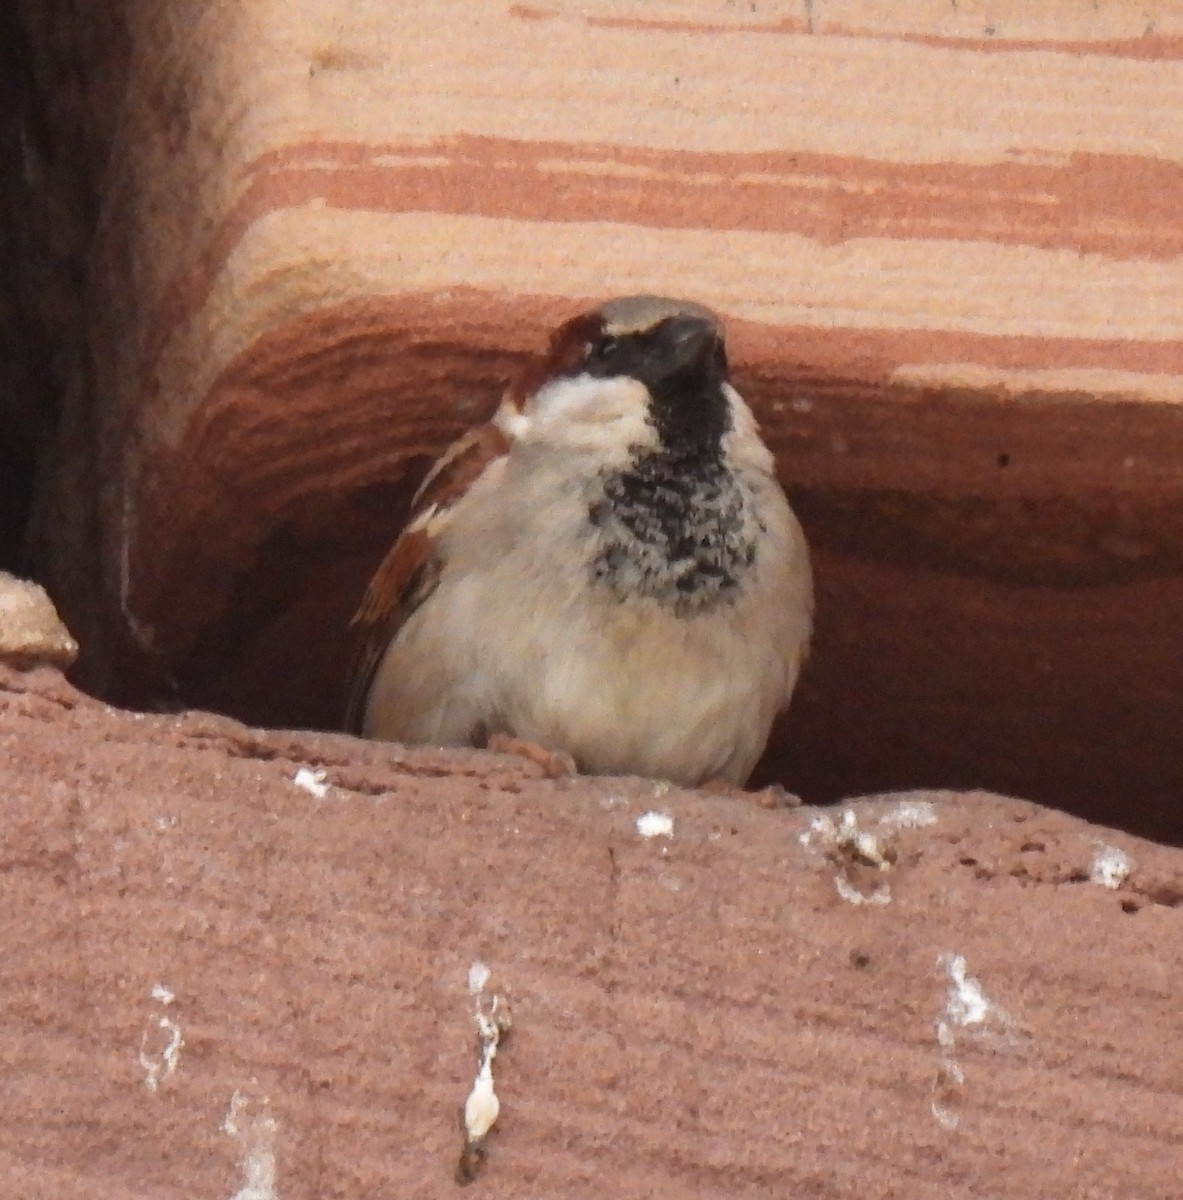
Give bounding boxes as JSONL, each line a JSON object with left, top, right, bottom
{"left": 147, "top": 137, "right": 1183, "bottom": 374}
{"left": 507, "top": 311, "right": 605, "bottom": 408}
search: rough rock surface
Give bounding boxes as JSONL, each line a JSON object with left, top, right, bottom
{"left": 14, "top": 0, "right": 1183, "bottom": 841}
{"left": 1, "top": 661, "right": 1180, "bottom": 1197}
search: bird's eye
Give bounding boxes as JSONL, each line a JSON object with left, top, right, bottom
{"left": 592, "top": 337, "right": 620, "bottom": 363}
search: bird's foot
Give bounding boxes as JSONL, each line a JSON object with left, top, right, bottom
{"left": 486, "top": 733, "right": 577, "bottom": 779}
{"left": 701, "top": 778, "right": 802, "bottom": 809}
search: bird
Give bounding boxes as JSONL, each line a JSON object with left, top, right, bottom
{"left": 343, "top": 295, "right": 812, "bottom": 788}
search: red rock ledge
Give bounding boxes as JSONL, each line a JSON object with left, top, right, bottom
{"left": 2, "top": 661, "right": 1179, "bottom": 1197}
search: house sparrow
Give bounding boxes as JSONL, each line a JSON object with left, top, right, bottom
{"left": 344, "top": 295, "right": 812, "bottom": 787}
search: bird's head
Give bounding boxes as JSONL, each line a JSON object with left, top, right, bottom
{"left": 497, "top": 295, "right": 737, "bottom": 460}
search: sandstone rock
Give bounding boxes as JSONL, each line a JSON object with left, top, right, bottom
{"left": 5, "top": 5, "right": 1181, "bottom": 1194}
{"left": 20, "top": 2, "right": 1183, "bottom": 842}
{"left": 0, "top": 570, "right": 79, "bottom": 668}
{"left": 0, "top": 662, "right": 1180, "bottom": 1197}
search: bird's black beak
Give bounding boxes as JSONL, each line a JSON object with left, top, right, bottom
{"left": 657, "top": 316, "right": 720, "bottom": 378}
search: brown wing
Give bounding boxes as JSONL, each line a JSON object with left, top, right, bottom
{"left": 342, "top": 420, "right": 511, "bottom": 734}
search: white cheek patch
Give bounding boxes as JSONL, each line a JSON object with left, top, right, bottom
{"left": 720, "top": 382, "right": 775, "bottom": 473}
{"left": 722, "top": 382, "right": 758, "bottom": 438}
{"left": 494, "top": 403, "right": 531, "bottom": 440}
{"left": 527, "top": 372, "right": 650, "bottom": 431}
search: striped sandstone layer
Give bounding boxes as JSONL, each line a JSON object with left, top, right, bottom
{"left": 29, "top": 0, "right": 1183, "bottom": 840}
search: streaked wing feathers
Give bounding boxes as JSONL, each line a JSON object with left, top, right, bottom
{"left": 342, "top": 421, "right": 510, "bottom": 733}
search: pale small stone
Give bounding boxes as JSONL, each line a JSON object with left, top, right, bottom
{"left": 0, "top": 571, "right": 79, "bottom": 668}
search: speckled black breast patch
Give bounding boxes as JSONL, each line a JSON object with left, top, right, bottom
{"left": 588, "top": 448, "right": 759, "bottom": 615}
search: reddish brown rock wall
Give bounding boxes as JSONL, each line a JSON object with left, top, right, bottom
{"left": 10, "top": 0, "right": 1183, "bottom": 841}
